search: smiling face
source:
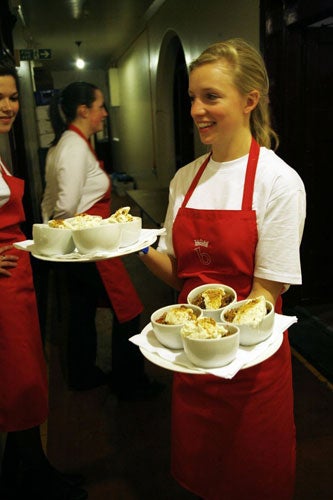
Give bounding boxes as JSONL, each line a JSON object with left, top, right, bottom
{"left": 189, "top": 61, "right": 255, "bottom": 160}
{"left": 0, "top": 75, "right": 19, "bottom": 134}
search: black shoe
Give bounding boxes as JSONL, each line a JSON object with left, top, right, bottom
{"left": 116, "top": 378, "right": 165, "bottom": 401}
{"left": 68, "top": 366, "right": 108, "bottom": 391}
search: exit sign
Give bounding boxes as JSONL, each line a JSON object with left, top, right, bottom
{"left": 19, "top": 48, "right": 52, "bottom": 61}
{"left": 19, "top": 49, "right": 33, "bottom": 60}
{"left": 35, "top": 49, "right": 52, "bottom": 60}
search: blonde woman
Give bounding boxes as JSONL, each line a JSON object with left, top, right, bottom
{"left": 139, "top": 38, "right": 306, "bottom": 499}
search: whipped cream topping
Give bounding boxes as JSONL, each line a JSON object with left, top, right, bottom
{"left": 181, "top": 317, "right": 229, "bottom": 339}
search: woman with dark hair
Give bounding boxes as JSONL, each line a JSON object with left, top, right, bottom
{"left": 0, "top": 54, "right": 87, "bottom": 500}
{"left": 41, "top": 81, "right": 161, "bottom": 399}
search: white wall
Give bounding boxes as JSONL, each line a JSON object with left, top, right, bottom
{"left": 0, "top": 134, "right": 12, "bottom": 171}
{"left": 17, "top": 61, "right": 45, "bottom": 221}
{"left": 112, "top": 0, "right": 260, "bottom": 188}
{"left": 52, "top": 69, "right": 109, "bottom": 106}
{"left": 114, "top": 32, "right": 155, "bottom": 185}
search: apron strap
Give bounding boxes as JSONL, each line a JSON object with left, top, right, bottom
{"left": 182, "top": 139, "right": 259, "bottom": 211}
{"left": 182, "top": 153, "right": 211, "bottom": 207}
{"left": 241, "top": 138, "right": 260, "bottom": 210}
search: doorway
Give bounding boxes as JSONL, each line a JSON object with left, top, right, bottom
{"left": 261, "top": 1, "right": 333, "bottom": 304}
{"left": 155, "top": 32, "right": 194, "bottom": 186}
{"left": 173, "top": 42, "right": 194, "bottom": 170}
{"left": 298, "top": 27, "right": 333, "bottom": 302}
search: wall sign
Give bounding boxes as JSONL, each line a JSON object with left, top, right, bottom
{"left": 19, "top": 49, "right": 52, "bottom": 61}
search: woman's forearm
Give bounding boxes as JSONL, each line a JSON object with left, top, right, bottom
{"left": 248, "top": 277, "right": 284, "bottom": 305}
{"left": 138, "top": 246, "right": 184, "bottom": 291}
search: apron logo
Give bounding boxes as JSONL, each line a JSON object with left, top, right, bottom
{"left": 194, "top": 239, "right": 211, "bottom": 266}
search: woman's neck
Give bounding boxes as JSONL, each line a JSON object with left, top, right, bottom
{"left": 211, "top": 131, "right": 253, "bottom": 162}
{"left": 70, "top": 118, "right": 90, "bottom": 139}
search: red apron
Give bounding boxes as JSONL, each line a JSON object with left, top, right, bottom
{"left": 0, "top": 166, "right": 48, "bottom": 432}
{"left": 171, "top": 139, "right": 295, "bottom": 499}
{"left": 69, "top": 125, "right": 143, "bottom": 322}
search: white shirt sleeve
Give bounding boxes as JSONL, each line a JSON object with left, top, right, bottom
{"left": 254, "top": 179, "right": 305, "bottom": 284}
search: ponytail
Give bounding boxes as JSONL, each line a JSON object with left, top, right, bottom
{"left": 49, "top": 92, "right": 66, "bottom": 146}
{"left": 49, "top": 81, "right": 98, "bottom": 146}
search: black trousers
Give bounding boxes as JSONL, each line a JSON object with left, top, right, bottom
{"left": 35, "top": 262, "right": 146, "bottom": 391}
{"left": 59, "top": 262, "right": 145, "bottom": 392}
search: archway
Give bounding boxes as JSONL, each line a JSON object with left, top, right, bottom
{"left": 155, "top": 32, "right": 193, "bottom": 186}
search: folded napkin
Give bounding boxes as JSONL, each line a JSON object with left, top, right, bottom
{"left": 129, "top": 313, "right": 298, "bottom": 379}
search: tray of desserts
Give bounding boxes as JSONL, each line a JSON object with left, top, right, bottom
{"left": 15, "top": 228, "right": 163, "bottom": 262}
{"left": 130, "top": 311, "right": 297, "bottom": 379}
{"left": 14, "top": 208, "right": 165, "bottom": 262}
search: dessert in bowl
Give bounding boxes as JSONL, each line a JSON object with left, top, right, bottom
{"left": 181, "top": 317, "right": 240, "bottom": 368}
{"left": 51, "top": 214, "right": 103, "bottom": 230}
{"left": 107, "top": 207, "right": 142, "bottom": 247}
{"left": 49, "top": 212, "right": 122, "bottom": 255}
{"left": 71, "top": 222, "right": 122, "bottom": 254}
{"left": 117, "top": 216, "right": 142, "bottom": 247}
{"left": 151, "top": 304, "right": 203, "bottom": 349}
{"left": 187, "top": 283, "right": 237, "bottom": 321}
{"left": 220, "top": 295, "right": 275, "bottom": 346}
{"left": 32, "top": 223, "right": 75, "bottom": 256}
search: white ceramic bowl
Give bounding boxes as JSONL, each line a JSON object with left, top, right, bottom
{"left": 72, "top": 222, "right": 122, "bottom": 254}
{"left": 187, "top": 283, "right": 237, "bottom": 321}
{"left": 116, "top": 216, "right": 142, "bottom": 247}
{"left": 220, "top": 299, "right": 275, "bottom": 346}
{"left": 181, "top": 323, "right": 240, "bottom": 368}
{"left": 33, "top": 223, "right": 75, "bottom": 256}
{"left": 150, "top": 303, "right": 203, "bottom": 350}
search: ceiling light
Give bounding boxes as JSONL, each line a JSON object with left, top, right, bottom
{"left": 68, "top": 0, "right": 85, "bottom": 19}
{"left": 76, "top": 57, "right": 85, "bottom": 69}
{"left": 75, "top": 40, "right": 85, "bottom": 69}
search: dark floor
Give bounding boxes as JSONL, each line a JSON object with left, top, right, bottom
{"left": 42, "top": 195, "right": 333, "bottom": 500}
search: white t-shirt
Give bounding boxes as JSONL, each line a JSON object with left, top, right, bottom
{"left": 41, "top": 130, "right": 109, "bottom": 221}
{"left": 158, "top": 147, "right": 306, "bottom": 286}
